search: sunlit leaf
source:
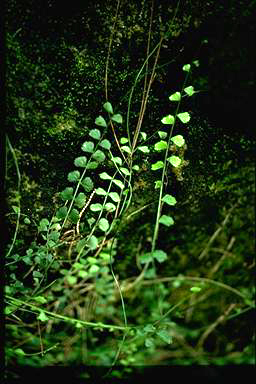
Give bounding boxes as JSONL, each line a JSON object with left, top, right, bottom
{"left": 177, "top": 112, "right": 190, "bottom": 123}
{"left": 74, "top": 156, "right": 87, "bottom": 167}
{"left": 154, "top": 140, "right": 167, "bottom": 151}
{"left": 171, "top": 135, "right": 185, "bottom": 147}
{"left": 138, "top": 146, "right": 150, "bottom": 153}
{"left": 169, "top": 91, "right": 181, "bottom": 101}
{"left": 89, "top": 128, "right": 101, "bottom": 139}
{"left": 184, "top": 86, "right": 195, "bottom": 97}
{"left": 92, "top": 150, "right": 105, "bottom": 163}
{"left": 95, "top": 187, "right": 107, "bottom": 195}
{"left": 103, "top": 101, "right": 113, "bottom": 114}
{"left": 68, "top": 170, "right": 80, "bottom": 182}
{"left": 182, "top": 64, "right": 191, "bottom": 72}
{"left": 161, "top": 114, "right": 174, "bottom": 124}
{"left": 159, "top": 215, "right": 174, "bottom": 226}
{"left": 111, "top": 114, "right": 122, "bottom": 124}
{"left": 95, "top": 116, "right": 107, "bottom": 128}
{"left": 99, "top": 139, "right": 111, "bottom": 150}
{"left": 151, "top": 161, "right": 164, "bottom": 170}
{"left": 90, "top": 203, "right": 103, "bottom": 211}
{"left": 162, "top": 194, "right": 177, "bottom": 205}
{"left": 99, "top": 172, "right": 112, "bottom": 180}
{"left": 99, "top": 218, "right": 109, "bottom": 232}
{"left": 167, "top": 155, "right": 181, "bottom": 167}
{"left": 81, "top": 141, "right": 94, "bottom": 152}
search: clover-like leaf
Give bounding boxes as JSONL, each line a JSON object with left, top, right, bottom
{"left": 99, "top": 218, "right": 109, "bottom": 232}
{"left": 103, "top": 101, "right": 113, "bottom": 114}
{"left": 87, "top": 235, "right": 98, "bottom": 250}
{"left": 139, "top": 252, "right": 153, "bottom": 264}
{"left": 69, "top": 208, "right": 79, "bottom": 223}
{"left": 120, "top": 137, "right": 129, "bottom": 144}
{"left": 90, "top": 203, "right": 103, "bottom": 212}
{"left": 182, "top": 63, "right": 191, "bottom": 72}
{"left": 159, "top": 215, "right": 175, "bottom": 227}
{"left": 99, "top": 172, "right": 112, "bottom": 180}
{"left": 161, "top": 114, "right": 174, "bottom": 124}
{"left": 167, "top": 155, "right": 181, "bottom": 167}
{"left": 158, "top": 131, "right": 167, "bottom": 139}
{"left": 190, "top": 286, "right": 202, "bottom": 293}
{"left": 75, "top": 193, "right": 86, "bottom": 208}
{"left": 86, "top": 161, "right": 99, "bottom": 169}
{"left": 37, "top": 311, "right": 49, "bottom": 322}
{"left": 60, "top": 187, "right": 74, "bottom": 201}
{"left": 81, "top": 141, "right": 94, "bottom": 152}
{"left": 162, "top": 194, "right": 177, "bottom": 206}
{"left": 120, "top": 167, "right": 130, "bottom": 176}
{"left": 171, "top": 135, "right": 185, "bottom": 147}
{"left": 113, "top": 179, "right": 124, "bottom": 189}
{"left": 153, "top": 249, "right": 168, "bottom": 263}
{"left": 81, "top": 177, "right": 94, "bottom": 192}
{"left": 104, "top": 203, "right": 116, "bottom": 212}
{"left": 154, "top": 180, "right": 162, "bottom": 189}
{"left": 184, "top": 86, "right": 195, "bottom": 97}
{"left": 151, "top": 161, "right": 164, "bottom": 170}
{"left": 89, "top": 128, "right": 101, "bottom": 139}
{"left": 95, "top": 116, "right": 107, "bottom": 128}
{"left": 121, "top": 145, "right": 131, "bottom": 154}
{"left": 68, "top": 170, "right": 80, "bottom": 182}
{"left": 111, "top": 114, "right": 122, "bottom": 124}
{"left": 177, "top": 112, "right": 190, "bottom": 123}
{"left": 99, "top": 139, "right": 111, "bottom": 150}
{"left": 74, "top": 156, "right": 87, "bottom": 167}
{"left": 92, "top": 150, "right": 106, "bottom": 163}
{"left": 109, "top": 192, "right": 120, "bottom": 202}
{"left": 56, "top": 206, "right": 68, "bottom": 219}
{"left": 111, "top": 156, "right": 122, "bottom": 165}
{"left": 95, "top": 188, "right": 107, "bottom": 195}
{"left": 140, "top": 132, "right": 147, "bottom": 140}
{"left": 169, "top": 91, "right": 181, "bottom": 101}
{"left": 154, "top": 140, "right": 167, "bottom": 151}
{"left": 156, "top": 329, "right": 172, "bottom": 344}
{"left": 138, "top": 146, "right": 150, "bottom": 153}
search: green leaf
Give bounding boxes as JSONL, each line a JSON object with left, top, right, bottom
{"left": 81, "top": 177, "right": 94, "bottom": 192}
{"left": 153, "top": 249, "right": 168, "bottom": 263}
{"left": 159, "top": 215, "right": 174, "bottom": 226}
{"left": 138, "top": 146, "right": 150, "bottom": 153}
{"left": 111, "top": 156, "right": 122, "bottom": 165}
{"left": 74, "top": 156, "right": 87, "bottom": 167}
{"left": 39, "top": 218, "right": 50, "bottom": 231}
{"left": 182, "top": 64, "right": 191, "bottom": 72}
{"left": 156, "top": 330, "right": 172, "bottom": 344}
{"left": 169, "top": 91, "right": 181, "bottom": 101}
{"left": 78, "top": 270, "right": 88, "bottom": 279}
{"left": 140, "top": 132, "right": 147, "bottom": 140}
{"left": 33, "top": 296, "right": 47, "bottom": 304}
{"left": 68, "top": 170, "right": 80, "bottom": 182}
{"left": 90, "top": 203, "right": 103, "bottom": 212}
{"left": 171, "top": 135, "right": 185, "bottom": 147}
{"left": 87, "top": 256, "right": 98, "bottom": 264}
{"left": 95, "top": 116, "right": 107, "bottom": 128}
{"left": 105, "top": 203, "right": 116, "bottom": 212}
{"left": 145, "top": 338, "right": 154, "bottom": 348}
{"left": 24, "top": 217, "right": 31, "bottom": 224}
{"left": 109, "top": 192, "right": 120, "bottom": 202}
{"left": 154, "top": 180, "right": 162, "bottom": 189}
{"left": 103, "top": 101, "right": 113, "bottom": 114}
{"left": 158, "top": 131, "right": 167, "bottom": 139}
{"left": 92, "top": 150, "right": 106, "bottom": 163}
{"left": 177, "top": 112, "right": 190, "bottom": 123}
{"left": 99, "top": 172, "right": 112, "bottom": 180}
{"left": 86, "top": 161, "right": 99, "bottom": 169}
{"left": 88, "top": 235, "right": 98, "bottom": 250}
{"left": 95, "top": 187, "right": 107, "bottom": 196}
{"left": 143, "top": 324, "right": 156, "bottom": 333}
{"left": 99, "top": 218, "right": 109, "bottom": 232}
{"left": 151, "top": 161, "right": 164, "bottom": 170}
{"left": 132, "top": 165, "right": 139, "bottom": 171}
{"left": 75, "top": 193, "right": 86, "bottom": 208}
{"left": 69, "top": 208, "right": 79, "bottom": 223}
{"left": 37, "top": 311, "right": 49, "bottom": 322}
{"left": 111, "top": 114, "right": 122, "bottom": 124}
{"left": 121, "top": 145, "right": 131, "bottom": 154}
{"left": 15, "top": 348, "right": 26, "bottom": 356}
{"left": 12, "top": 205, "right": 19, "bottom": 214}
{"left": 120, "top": 137, "right": 129, "bottom": 144}
{"left": 139, "top": 252, "right": 153, "bottom": 264}
{"left": 190, "top": 286, "right": 202, "bottom": 293}
{"left": 120, "top": 167, "right": 130, "bottom": 176}
{"left": 89, "top": 265, "right": 100, "bottom": 274}
{"left": 81, "top": 141, "right": 94, "bottom": 152}
{"left": 161, "top": 114, "right": 174, "bottom": 124}
{"left": 154, "top": 140, "right": 167, "bottom": 151}
{"left": 56, "top": 206, "right": 68, "bottom": 218}
{"left": 112, "top": 179, "right": 125, "bottom": 189}
{"left": 99, "top": 139, "right": 111, "bottom": 150}
{"left": 89, "top": 128, "right": 101, "bottom": 139}
{"left": 184, "top": 86, "right": 195, "bottom": 97}
{"left": 167, "top": 155, "right": 181, "bottom": 167}
{"left": 162, "top": 194, "right": 177, "bottom": 206}
{"left": 66, "top": 276, "right": 77, "bottom": 285}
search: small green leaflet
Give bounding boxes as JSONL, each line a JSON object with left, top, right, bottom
{"left": 109, "top": 192, "right": 120, "bottom": 202}
{"left": 105, "top": 202, "right": 116, "bottom": 212}
{"left": 140, "top": 132, "right": 147, "bottom": 140}
{"left": 81, "top": 141, "right": 94, "bottom": 152}
{"left": 111, "top": 156, "right": 122, "bottom": 165}
{"left": 154, "top": 140, "right": 167, "bottom": 151}
{"left": 37, "top": 311, "right": 49, "bottom": 322}
{"left": 95, "top": 188, "right": 107, "bottom": 195}
{"left": 120, "top": 167, "right": 130, "bottom": 176}
{"left": 184, "top": 86, "right": 195, "bottom": 97}
{"left": 89, "top": 265, "right": 100, "bottom": 274}
{"left": 182, "top": 64, "right": 191, "bottom": 72}
{"left": 121, "top": 145, "right": 131, "bottom": 154}
{"left": 177, "top": 112, "right": 190, "bottom": 123}
{"left": 67, "top": 276, "right": 77, "bottom": 285}
{"left": 89, "top": 128, "right": 101, "bottom": 139}
{"left": 81, "top": 177, "right": 94, "bottom": 192}
{"left": 138, "top": 146, "right": 150, "bottom": 153}
{"left": 103, "top": 101, "right": 113, "bottom": 114}
{"left": 154, "top": 180, "right": 162, "bottom": 189}
{"left": 87, "top": 235, "right": 98, "bottom": 250}
{"left": 145, "top": 338, "right": 154, "bottom": 348}
{"left": 68, "top": 170, "right": 80, "bottom": 182}
{"left": 75, "top": 193, "right": 86, "bottom": 208}
{"left": 158, "top": 131, "right": 167, "bottom": 139}
{"left": 171, "top": 135, "right": 185, "bottom": 147}
{"left": 169, "top": 91, "right": 181, "bottom": 101}
{"left": 60, "top": 187, "right": 73, "bottom": 201}
{"left": 56, "top": 206, "right": 68, "bottom": 219}
{"left": 90, "top": 203, "right": 103, "bottom": 211}
{"left": 99, "top": 139, "right": 111, "bottom": 150}
{"left": 92, "top": 150, "right": 105, "bottom": 163}
{"left": 74, "top": 156, "right": 87, "bottom": 167}
{"left": 95, "top": 116, "right": 107, "bottom": 128}
{"left": 153, "top": 249, "right": 168, "bottom": 263}
{"left": 99, "top": 218, "right": 110, "bottom": 232}
{"left": 120, "top": 137, "right": 129, "bottom": 144}
{"left": 156, "top": 329, "right": 172, "bottom": 344}
{"left": 162, "top": 194, "right": 177, "bottom": 206}
{"left": 140, "top": 252, "right": 153, "bottom": 263}
{"left": 86, "top": 161, "right": 98, "bottom": 169}
{"left": 167, "top": 155, "right": 181, "bottom": 167}
{"left": 159, "top": 215, "right": 174, "bottom": 227}
{"left": 111, "top": 114, "right": 122, "bottom": 124}
{"left": 190, "top": 286, "right": 202, "bottom": 293}
{"left": 161, "top": 114, "right": 175, "bottom": 124}
{"left": 100, "top": 172, "right": 112, "bottom": 180}
{"left": 151, "top": 161, "right": 164, "bottom": 170}
{"left": 113, "top": 179, "right": 124, "bottom": 189}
